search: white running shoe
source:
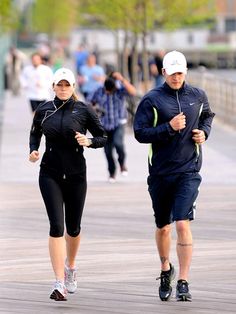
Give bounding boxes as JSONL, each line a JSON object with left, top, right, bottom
{"left": 108, "top": 175, "right": 116, "bottom": 183}
{"left": 120, "top": 166, "right": 128, "bottom": 177}
{"left": 50, "top": 280, "right": 67, "bottom": 301}
{"left": 121, "top": 170, "right": 128, "bottom": 177}
{"left": 65, "top": 264, "right": 77, "bottom": 293}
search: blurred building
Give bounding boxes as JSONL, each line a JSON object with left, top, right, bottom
{"left": 207, "top": 0, "right": 236, "bottom": 50}
{"left": 215, "top": 0, "right": 236, "bottom": 34}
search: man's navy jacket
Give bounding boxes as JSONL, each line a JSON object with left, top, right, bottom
{"left": 133, "top": 82, "right": 215, "bottom": 176}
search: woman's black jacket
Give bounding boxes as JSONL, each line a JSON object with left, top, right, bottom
{"left": 29, "top": 97, "right": 107, "bottom": 177}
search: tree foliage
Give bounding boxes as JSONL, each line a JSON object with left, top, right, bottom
{"left": 0, "top": 0, "right": 19, "bottom": 32}
{"left": 78, "top": 0, "right": 214, "bottom": 32}
{"left": 156, "top": 0, "right": 215, "bottom": 30}
{"left": 32, "top": 0, "right": 79, "bottom": 37}
{"left": 30, "top": 0, "right": 215, "bottom": 38}
{"left": 78, "top": 0, "right": 156, "bottom": 34}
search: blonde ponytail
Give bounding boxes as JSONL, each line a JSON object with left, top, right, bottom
{"left": 72, "top": 91, "right": 79, "bottom": 101}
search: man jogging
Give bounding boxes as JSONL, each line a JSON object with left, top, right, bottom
{"left": 133, "top": 50, "right": 215, "bottom": 301}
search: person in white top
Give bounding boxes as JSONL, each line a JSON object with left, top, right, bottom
{"left": 20, "top": 52, "right": 53, "bottom": 112}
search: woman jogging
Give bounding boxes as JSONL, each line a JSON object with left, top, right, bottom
{"left": 29, "top": 68, "right": 107, "bottom": 301}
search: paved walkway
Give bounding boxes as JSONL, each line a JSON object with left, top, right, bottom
{"left": 0, "top": 91, "right": 236, "bottom": 313}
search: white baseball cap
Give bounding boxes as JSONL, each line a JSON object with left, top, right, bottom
{"left": 163, "top": 51, "right": 187, "bottom": 75}
{"left": 53, "top": 68, "right": 75, "bottom": 86}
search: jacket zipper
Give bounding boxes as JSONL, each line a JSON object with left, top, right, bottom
{"left": 176, "top": 91, "right": 182, "bottom": 133}
{"left": 61, "top": 103, "right": 66, "bottom": 179}
{"left": 176, "top": 90, "right": 182, "bottom": 113}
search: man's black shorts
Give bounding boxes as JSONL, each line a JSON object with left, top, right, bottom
{"left": 147, "top": 172, "right": 202, "bottom": 228}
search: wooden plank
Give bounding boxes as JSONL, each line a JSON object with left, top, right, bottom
{"left": 0, "top": 182, "right": 236, "bottom": 313}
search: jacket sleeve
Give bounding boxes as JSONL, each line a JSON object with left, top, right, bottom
{"left": 86, "top": 104, "right": 107, "bottom": 148}
{"left": 133, "top": 97, "right": 176, "bottom": 144}
{"left": 198, "top": 91, "right": 215, "bottom": 140}
{"left": 29, "top": 109, "right": 43, "bottom": 153}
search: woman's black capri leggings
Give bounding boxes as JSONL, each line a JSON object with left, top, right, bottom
{"left": 39, "top": 171, "right": 87, "bottom": 238}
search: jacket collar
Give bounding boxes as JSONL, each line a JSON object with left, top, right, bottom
{"left": 53, "top": 96, "right": 74, "bottom": 108}
{"left": 163, "top": 81, "right": 188, "bottom": 95}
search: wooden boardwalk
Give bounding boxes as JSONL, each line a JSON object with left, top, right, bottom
{"left": 0, "top": 91, "right": 236, "bottom": 314}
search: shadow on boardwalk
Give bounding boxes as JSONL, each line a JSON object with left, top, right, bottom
{"left": 0, "top": 91, "right": 236, "bottom": 314}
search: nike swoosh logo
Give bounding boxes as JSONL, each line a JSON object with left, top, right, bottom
{"left": 72, "top": 110, "right": 78, "bottom": 114}
{"left": 189, "top": 103, "right": 195, "bottom": 106}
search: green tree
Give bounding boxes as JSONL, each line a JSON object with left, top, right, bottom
{"left": 157, "top": 0, "right": 215, "bottom": 29}
{"left": 32, "top": 0, "right": 79, "bottom": 38}
{"left": 79, "top": 0, "right": 215, "bottom": 90}
{"left": 0, "top": 0, "right": 19, "bottom": 32}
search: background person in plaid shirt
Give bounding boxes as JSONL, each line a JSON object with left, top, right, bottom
{"left": 88, "top": 71, "right": 136, "bottom": 182}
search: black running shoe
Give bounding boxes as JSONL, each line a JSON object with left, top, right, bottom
{"left": 176, "top": 279, "right": 192, "bottom": 301}
{"left": 157, "top": 263, "right": 176, "bottom": 301}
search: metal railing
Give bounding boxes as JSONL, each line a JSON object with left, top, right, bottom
{"left": 188, "top": 70, "right": 236, "bottom": 129}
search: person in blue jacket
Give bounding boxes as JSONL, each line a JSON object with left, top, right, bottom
{"left": 133, "top": 51, "right": 215, "bottom": 302}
